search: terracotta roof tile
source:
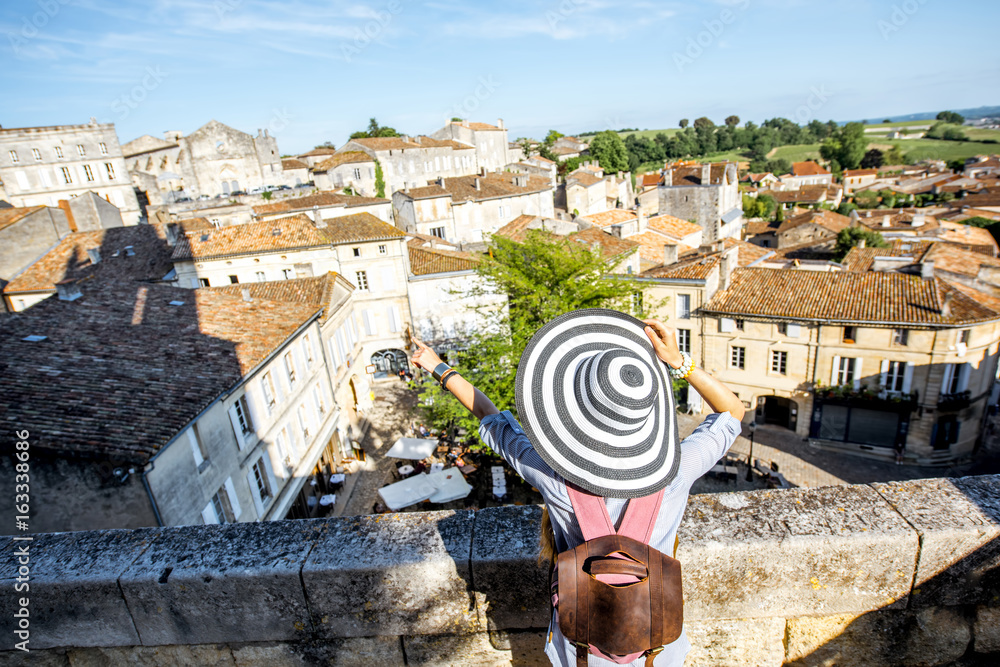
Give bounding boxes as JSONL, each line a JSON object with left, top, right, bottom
{"left": 703, "top": 268, "right": 999, "bottom": 325}
{"left": 312, "top": 152, "right": 373, "bottom": 171}
{"left": 647, "top": 214, "right": 702, "bottom": 239}
{"left": 401, "top": 173, "right": 552, "bottom": 202}
{"left": 408, "top": 246, "right": 481, "bottom": 276}
{"left": 922, "top": 242, "right": 1000, "bottom": 279}
{"left": 777, "top": 209, "right": 851, "bottom": 235}
{"left": 297, "top": 147, "right": 339, "bottom": 158}
{"left": 843, "top": 168, "right": 878, "bottom": 178}
{"left": 566, "top": 170, "right": 603, "bottom": 187}
{"left": 208, "top": 272, "right": 350, "bottom": 322}
{"left": 792, "top": 161, "right": 830, "bottom": 176}
{"left": 252, "top": 191, "right": 388, "bottom": 216}
{"left": 581, "top": 209, "right": 637, "bottom": 228}
{"left": 0, "top": 205, "right": 46, "bottom": 232}
{"left": 566, "top": 227, "right": 638, "bottom": 261}
{"left": 281, "top": 158, "right": 308, "bottom": 170}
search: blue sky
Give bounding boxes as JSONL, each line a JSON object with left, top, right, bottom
{"left": 2, "top": 0, "right": 998, "bottom": 154}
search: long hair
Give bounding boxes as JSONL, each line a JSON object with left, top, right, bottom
{"left": 538, "top": 506, "right": 557, "bottom": 567}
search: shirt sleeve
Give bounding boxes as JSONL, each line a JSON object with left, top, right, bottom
{"left": 678, "top": 412, "right": 742, "bottom": 487}
{"left": 478, "top": 410, "right": 558, "bottom": 493}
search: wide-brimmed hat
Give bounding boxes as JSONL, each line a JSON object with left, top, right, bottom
{"left": 515, "top": 308, "right": 679, "bottom": 498}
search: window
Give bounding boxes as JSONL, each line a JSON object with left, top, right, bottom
{"left": 199, "top": 277, "right": 210, "bottom": 287}
{"left": 430, "top": 227, "right": 446, "bottom": 239}
{"left": 778, "top": 323, "right": 787, "bottom": 336}
{"left": 313, "top": 384, "right": 326, "bottom": 415}
{"left": 105, "top": 162, "right": 116, "bottom": 180}
{"left": 959, "top": 329, "right": 970, "bottom": 345}
{"left": 83, "top": 165, "right": 94, "bottom": 181}
{"left": 297, "top": 404, "right": 310, "bottom": 441}
{"left": 941, "top": 363, "right": 969, "bottom": 396}
{"left": 284, "top": 351, "right": 297, "bottom": 387}
{"left": 677, "top": 294, "right": 691, "bottom": 320}
{"left": 262, "top": 371, "right": 277, "bottom": 409}
{"left": 770, "top": 350, "right": 788, "bottom": 374}
{"left": 885, "top": 361, "right": 907, "bottom": 392}
{"left": 631, "top": 292, "right": 643, "bottom": 315}
{"left": 77, "top": 144, "right": 86, "bottom": 156}
{"left": 355, "top": 270, "right": 369, "bottom": 291}
{"left": 229, "top": 275, "right": 239, "bottom": 284}
{"left": 282, "top": 269, "right": 293, "bottom": 280}
{"left": 54, "top": 146, "right": 63, "bottom": 158}
{"left": 188, "top": 425, "right": 208, "bottom": 469}
{"left": 735, "top": 319, "right": 744, "bottom": 331}
{"left": 251, "top": 457, "right": 272, "bottom": 505}
{"left": 893, "top": 329, "right": 908, "bottom": 346}
{"left": 31, "top": 148, "right": 41, "bottom": 161}
{"left": 835, "top": 357, "right": 856, "bottom": 385}
{"left": 677, "top": 329, "right": 691, "bottom": 354}
{"left": 378, "top": 244, "right": 387, "bottom": 255}
{"left": 303, "top": 334, "right": 314, "bottom": 368}
{"left": 60, "top": 166, "right": 72, "bottom": 184}
{"left": 353, "top": 168, "right": 361, "bottom": 179}
{"left": 353, "top": 247, "right": 361, "bottom": 257}
{"left": 210, "top": 490, "right": 233, "bottom": 523}
{"left": 99, "top": 142, "right": 108, "bottom": 155}
{"left": 233, "top": 396, "right": 253, "bottom": 435}
{"left": 255, "top": 271, "right": 266, "bottom": 282}
{"left": 8, "top": 150, "right": 18, "bottom": 163}
{"left": 731, "top": 346, "right": 745, "bottom": 369}
{"left": 843, "top": 326, "right": 856, "bottom": 344}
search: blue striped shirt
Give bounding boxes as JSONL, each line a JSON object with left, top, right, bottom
{"left": 478, "top": 409, "right": 741, "bottom": 667}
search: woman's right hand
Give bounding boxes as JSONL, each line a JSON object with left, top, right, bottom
{"left": 643, "top": 319, "right": 684, "bottom": 368}
{"left": 411, "top": 336, "right": 445, "bottom": 372}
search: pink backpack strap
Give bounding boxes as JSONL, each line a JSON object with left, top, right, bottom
{"left": 617, "top": 488, "right": 665, "bottom": 543}
{"left": 565, "top": 484, "right": 665, "bottom": 543}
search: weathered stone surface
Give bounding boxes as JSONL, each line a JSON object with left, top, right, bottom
{"left": 973, "top": 606, "right": 1000, "bottom": 653}
{"left": 303, "top": 510, "right": 478, "bottom": 638}
{"left": 0, "top": 529, "right": 160, "bottom": 649}
{"left": 786, "top": 608, "right": 970, "bottom": 667}
{"left": 119, "top": 520, "right": 320, "bottom": 646}
{"left": 471, "top": 505, "right": 550, "bottom": 631}
{"left": 678, "top": 485, "right": 918, "bottom": 620}
{"left": 67, "top": 644, "right": 237, "bottom": 666}
{"left": 231, "top": 636, "right": 404, "bottom": 666}
{"left": 683, "top": 617, "right": 785, "bottom": 666}
{"left": 404, "top": 631, "right": 513, "bottom": 666}
{"left": 0, "top": 648, "right": 68, "bottom": 666}
{"left": 872, "top": 475, "right": 1000, "bottom": 607}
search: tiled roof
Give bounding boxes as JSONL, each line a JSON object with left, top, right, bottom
{"left": 768, "top": 185, "right": 832, "bottom": 204}
{"left": 640, "top": 239, "right": 763, "bottom": 280}
{"left": 4, "top": 223, "right": 194, "bottom": 295}
{"left": 641, "top": 173, "right": 663, "bottom": 188}
{"left": 493, "top": 214, "right": 538, "bottom": 242}
{"left": 346, "top": 137, "right": 420, "bottom": 151}
{"left": 400, "top": 173, "right": 552, "bottom": 202}
{"left": 567, "top": 227, "right": 638, "bottom": 261}
{"left": 454, "top": 121, "right": 502, "bottom": 131}
{"left": 207, "top": 272, "right": 349, "bottom": 322}
{"left": 956, "top": 192, "right": 1000, "bottom": 208}
{"left": 792, "top": 161, "right": 830, "bottom": 176}
{"left": 551, "top": 146, "right": 581, "bottom": 156}
{"left": 312, "top": 152, "right": 373, "bottom": 171}
{"left": 172, "top": 212, "right": 403, "bottom": 260}
{"left": 665, "top": 162, "right": 734, "bottom": 186}
{"left": 121, "top": 135, "right": 177, "bottom": 157}
{"left": 296, "top": 147, "right": 339, "bottom": 158}
{"left": 408, "top": 246, "right": 481, "bottom": 276}
{"left": 854, "top": 209, "right": 941, "bottom": 231}
{"left": 703, "top": 268, "right": 999, "bottom": 325}
{"left": 528, "top": 155, "right": 555, "bottom": 165}
{"left": 252, "top": 191, "right": 389, "bottom": 216}
{"left": 934, "top": 222, "right": 997, "bottom": 252}
{"left": 628, "top": 231, "right": 689, "bottom": 267}
{"left": 281, "top": 159, "right": 308, "bottom": 170}
{"left": 746, "top": 220, "right": 780, "bottom": 236}
{"left": 840, "top": 247, "right": 917, "bottom": 273}
{"left": 581, "top": 209, "right": 637, "bottom": 227}
{"left": 566, "top": 170, "right": 603, "bottom": 187}
{"left": 777, "top": 210, "right": 851, "bottom": 235}
{"left": 406, "top": 232, "right": 461, "bottom": 249}
{"left": 647, "top": 214, "right": 702, "bottom": 239}
{"left": 0, "top": 205, "right": 45, "bottom": 232}
{"left": 843, "top": 169, "right": 878, "bottom": 178}
{"left": 0, "top": 282, "right": 321, "bottom": 464}
{"left": 922, "top": 242, "right": 1000, "bottom": 279}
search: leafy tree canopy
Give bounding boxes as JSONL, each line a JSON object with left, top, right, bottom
{"left": 834, "top": 227, "right": 888, "bottom": 261}
{"left": 860, "top": 149, "right": 884, "bottom": 169}
{"left": 936, "top": 111, "right": 965, "bottom": 125}
{"left": 588, "top": 130, "right": 629, "bottom": 173}
{"left": 819, "top": 122, "right": 866, "bottom": 170}
{"left": 679, "top": 118, "right": 689, "bottom": 128}
{"left": 545, "top": 130, "right": 564, "bottom": 146}
{"left": 314, "top": 141, "right": 336, "bottom": 149}
{"left": 693, "top": 116, "right": 715, "bottom": 130}
{"left": 725, "top": 115, "right": 740, "bottom": 128}
{"left": 349, "top": 117, "right": 401, "bottom": 139}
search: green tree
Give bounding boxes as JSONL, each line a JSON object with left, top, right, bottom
{"left": 261, "top": 191, "right": 273, "bottom": 201}
{"left": 693, "top": 116, "right": 714, "bottom": 130}
{"left": 374, "top": 159, "right": 386, "bottom": 198}
{"left": 725, "top": 115, "right": 740, "bottom": 128}
{"left": 820, "top": 122, "right": 866, "bottom": 170}
{"left": 883, "top": 145, "right": 906, "bottom": 165}
{"left": 350, "top": 117, "right": 400, "bottom": 139}
{"left": 936, "top": 111, "right": 965, "bottom": 125}
{"left": 836, "top": 201, "right": 857, "bottom": 217}
{"left": 757, "top": 193, "right": 777, "bottom": 220}
{"left": 958, "top": 216, "right": 1000, "bottom": 245}
{"left": 588, "top": 130, "right": 629, "bottom": 173}
{"left": 834, "top": 227, "right": 888, "bottom": 261}
{"left": 416, "top": 232, "right": 642, "bottom": 445}
{"left": 854, "top": 190, "right": 879, "bottom": 209}
{"left": 451, "top": 116, "right": 463, "bottom": 122}
{"left": 545, "top": 130, "right": 564, "bottom": 146}
{"left": 314, "top": 141, "right": 336, "bottom": 149}
{"left": 860, "top": 149, "right": 884, "bottom": 169}
{"left": 679, "top": 118, "right": 689, "bottom": 128}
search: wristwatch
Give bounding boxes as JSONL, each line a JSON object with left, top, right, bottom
{"left": 431, "top": 362, "right": 452, "bottom": 382}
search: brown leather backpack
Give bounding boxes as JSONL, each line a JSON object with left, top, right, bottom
{"left": 553, "top": 485, "right": 683, "bottom": 666}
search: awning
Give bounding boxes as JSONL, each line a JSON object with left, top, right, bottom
{"left": 385, "top": 437, "right": 438, "bottom": 460}
{"left": 378, "top": 474, "right": 438, "bottom": 510}
{"left": 427, "top": 468, "right": 473, "bottom": 504}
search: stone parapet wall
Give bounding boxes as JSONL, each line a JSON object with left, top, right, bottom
{"left": 2, "top": 475, "right": 998, "bottom": 666}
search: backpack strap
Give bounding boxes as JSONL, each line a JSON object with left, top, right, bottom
{"left": 617, "top": 488, "right": 665, "bottom": 543}
{"left": 566, "top": 483, "right": 665, "bottom": 543}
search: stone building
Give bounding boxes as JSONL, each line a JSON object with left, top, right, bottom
{"left": 336, "top": 136, "right": 478, "bottom": 195}
{"left": 565, "top": 163, "right": 634, "bottom": 217}
{"left": 843, "top": 168, "right": 879, "bottom": 194}
{"left": 0, "top": 119, "right": 142, "bottom": 224}
{"left": 0, "top": 205, "right": 72, "bottom": 295}
{"left": 252, "top": 191, "right": 392, "bottom": 225}
{"left": 310, "top": 152, "right": 378, "bottom": 196}
{"left": 122, "top": 120, "right": 282, "bottom": 204}
{"left": 658, "top": 161, "right": 742, "bottom": 243}
{"left": 494, "top": 214, "right": 641, "bottom": 276}
{"left": 779, "top": 161, "right": 833, "bottom": 189}
{"left": 391, "top": 173, "right": 555, "bottom": 246}
{"left": 429, "top": 120, "right": 510, "bottom": 173}
{"left": 506, "top": 154, "right": 557, "bottom": 186}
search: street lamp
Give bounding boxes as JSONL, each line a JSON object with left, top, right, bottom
{"left": 746, "top": 421, "right": 757, "bottom": 482}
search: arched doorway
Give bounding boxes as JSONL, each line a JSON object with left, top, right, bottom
{"left": 371, "top": 349, "right": 409, "bottom": 379}
{"left": 760, "top": 396, "right": 798, "bottom": 431}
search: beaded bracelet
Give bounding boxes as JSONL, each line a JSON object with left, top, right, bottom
{"left": 666, "top": 351, "right": 694, "bottom": 380}
{"left": 440, "top": 370, "right": 459, "bottom": 391}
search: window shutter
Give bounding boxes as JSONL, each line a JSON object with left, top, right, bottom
{"left": 831, "top": 355, "right": 841, "bottom": 385}
{"left": 787, "top": 323, "right": 801, "bottom": 338}
{"left": 941, "top": 364, "right": 955, "bottom": 394}
{"left": 720, "top": 318, "right": 734, "bottom": 333}
{"left": 329, "top": 337, "right": 341, "bottom": 367}
{"left": 381, "top": 266, "right": 396, "bottom": 292}
{"left": 202, "top": 502, "right": 219, "bottom": 525}
{"left": 336, "top": 329, "right": 347, "bottom": 359}
{"left": 388, "top": 306, "right": 401, "bottom": 333}
{"left": 224, "top": 477, "right": 242, "bottom": 519}
{"left": 247, "top": 468, "right": 264, "bottom": 517}
{"left": 190, "top": 277, "right": 201, "bottom": 289}
{"left": 902, "top": 363, "right": 913, "bottom": 393}
{"left": 879, "top": 360, "right": 890, "bottom": 388}
{"left": 364, "top": 309, "right": 376, "bottom": 336}
{"left": 958, "top": 363, "right": 971, "bottom": 392}
{"left": 853, "top": 357, "right": 863, "bottom": 390}
{"left": 262, "top": 453, "right": 278, "bottom": 497}
{"left": 188, "top": 428, "right": 204, "bottom": 467}
{"left": 350, "top": 313, "right": 360, "bottom": 341}
{"left": 228, "top": 405, "right": 247, "bottom": 449}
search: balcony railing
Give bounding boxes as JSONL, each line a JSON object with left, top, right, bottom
{"left": 937, "top": 390, "right": 972, "bottom": 411}
{"left": 812, "top": 385, "right": 918, "bottom": 412}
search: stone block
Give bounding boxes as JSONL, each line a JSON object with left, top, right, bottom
{"left": 0, "top": 649, "right": 68, "bottom": 666}
{"left": 67, "top": 644, "right": 236, "bottom": 666}
{"left": 678, "top": 485, "right": 918, "bottom": 621}
{"left": 872, "top": 475, "right": 1000, "bottom": 607}
{"left": 0, "top": 529, "right": 160, "bottom": 649}
{"left": 231, "top": 636, "right": 404, "bottom": 666}
{"left": 471, "top": 505, "right": 550, "bottom": 631}
{"left": 403, "top": 632, "right": 513, "bottom": 667}
{"left": 119, "top": 520, "right": 319, "bottom": 646}
{"left": 683, "top": 617, "right": 786, "bottom": 666}
{"left": 973, "top": 606, "right": 1000, "bottom": 653}
{"left": 303, "top": 510, "right": 478, "bottom": 638}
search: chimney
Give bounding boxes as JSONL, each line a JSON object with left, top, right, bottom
{"left": 663, "top": 243, "right": 678, "bottom": 266}
{"left": 921, "top": 259, "right": 935, "bottom": 280}
{"left": 313, "top": 206, "right": 326, "bottom": 228}
{"left": 849, "top": 209, "right": 860, "bottom": 226}
{"left": 881, "top": 215, "right": 890, "bottom": 227}
{"left": 662, "top": 168, "right": 672, "bottom": 187}
{"left": 165, "top": 222, "right": 180, "bottom": 246}
{"left": 858, "top": 238, "right": 866, "bottom": 249}
{"left": 941, "top": 291, "right": 953, "bottom": 317}
{"left": 474, "top": 178, "right": 481, "bottom": 191}
{"left": 241, "top": 287, "right": 252, "bottom": 302}
{"left": 414, "top": 136, "right": 422, "bottom": 144}
{"left": 56, "top": 280, "right": 82, "bottom": 302}
{"left": 638, "top": 211, "right": 648, "bottom": 232}
{"left": 403, "top": 135, "right": 412, "bottom": 143}
{"left": 912, "top": 213, "right": 926, "bottom": 227}
{"left": 715, "top": 240, "right": 725, "bottom": 252}
{"left": 480, "top": 166, "right": 487, "bottom": 177}
{"left": 610, "top": 224, "right": 623, "bottom": 239}
{"left": 497, "top": 118, "right": 504, "bottom": 129}
{"left": 701, "top": 163, "right": 711, "bottom": 185}
{"left": 57, "top": 199, "right": 77, "bottom": 232}
{"left": 86, "top": 248, "right": 101, "bottom": 264}
{"left": 439, "top": 177, "right": 446, "bottom": 189}
{"left": 720, "top": 247, "right": 738, "bottom": 290}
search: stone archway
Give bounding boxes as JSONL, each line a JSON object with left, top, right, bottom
{"left": 371, "top": 349, "right": 409, "bottom": 379}
{"left": 761, "top": 396, "right": 798, "bottom": 431}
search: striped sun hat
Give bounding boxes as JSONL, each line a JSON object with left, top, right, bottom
{"left": 515, "top": 309, "right": 680, "bottom": 499}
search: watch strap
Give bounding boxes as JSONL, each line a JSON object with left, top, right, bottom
{"left": 431, "top": 362, "right": 452, "bottom": 382}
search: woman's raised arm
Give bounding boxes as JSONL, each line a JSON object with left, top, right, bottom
{"left": 411, "top": 337, "right": 500, "bottom": 420}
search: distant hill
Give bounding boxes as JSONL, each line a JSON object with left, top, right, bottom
{"left": 848, "top": 105, "right": 1000, "bottom": 124}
